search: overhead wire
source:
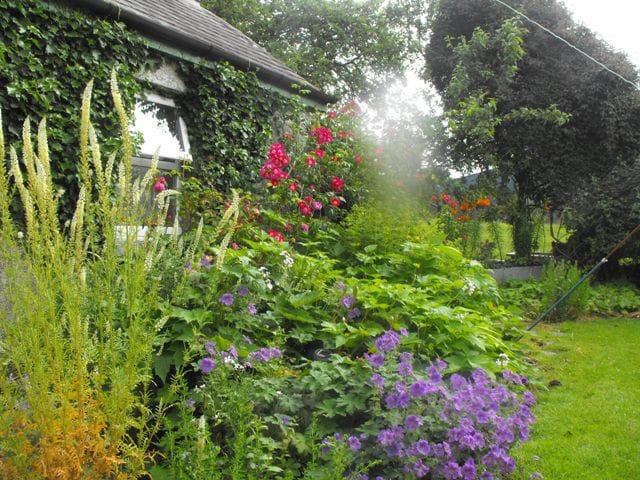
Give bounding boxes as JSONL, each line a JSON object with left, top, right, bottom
{"left": 483, "top": 0, "right": 640, "bottom": 334}
{"left": 490, "top": 0, "right": 640, "bottom": 91}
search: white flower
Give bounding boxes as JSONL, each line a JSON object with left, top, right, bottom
{"left": 16, "top": 231, "right": 23, "bottom": 239}
{"left": 462, "top": 281, "right": 477, "bottom": 296}
{"left": 496, "top": 353, "right": 509, "bottom": 367}
{"left": 280, "top": 251, "right": 294, "bottom": 268}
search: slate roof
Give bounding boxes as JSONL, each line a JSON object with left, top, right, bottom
{"left": 71, "top": 0, "right": 335, "bottom": 104}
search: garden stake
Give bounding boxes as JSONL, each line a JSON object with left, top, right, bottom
{"left": 522, "top": 222, "right": 640, "bottom": 336}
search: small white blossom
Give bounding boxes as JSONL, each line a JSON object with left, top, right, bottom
{"left": 281, "top": 251, "right": 294, "bottom": 268}
{"left": 462, "top": 281, "right": 477, "bottom": 296}
{"left": 16, "top": 231, "right": 23, "bottom": 239}
{"left": 496, "top": 353, "right": 509, "bottom": 367}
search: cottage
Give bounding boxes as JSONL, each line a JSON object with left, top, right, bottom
{"left": 0, "top": 0, "right": 333, "bottom": 213}
{"left": 67, "top": 0, "right": 333, "bottom": 182}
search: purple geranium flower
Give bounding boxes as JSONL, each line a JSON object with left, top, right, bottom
{"left": 414, "top": 439, "right": 430, "bottom": 456}
{"left": 348, "top": 435, "right": 362, "bottom": 451}
{"left": 375, "top": 330, "right": 401, "bottom": 352}
{"left": 237, "top": 284, "right": 250, "bottom": 297}
{"left": 248, "top": 303, "right": 257, "bottom": 315}
{"left": 348, "top": 307, "right": 361, "bottom": 319}
{"left": 405, "top": 414, "right": 423, "bottom": 431}
{"left": 199, "top": 256, "right": 213, "bottom": 269}
{"left": 341, "top": 295, "right": 355, "bottom": 309}
{"left": 198, "top": 357, "right": 216, "bottom": 373}
{"left": 219, "top": 293, "right": 234, "bottom": 306}
{"left": 461, "top": 458, "right": 477, "bottom": 480}
{"left": 398, "top": 360, "right": 413, "bottom": 376}
{"left": 370, "top": 373, "right": 385, "bottom": 390}
{"left": 413, "top": 459, "right": 429, "bottom": 477}
{"left": 365, "top": 353, "right": 384, "bottom": 369}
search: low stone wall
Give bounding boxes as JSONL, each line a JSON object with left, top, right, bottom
{"left": 489, "top": 265, "right": 543, "bottom": 283}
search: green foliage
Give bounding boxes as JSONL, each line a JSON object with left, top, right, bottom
{"left": 587, "top": 282, "right": 640, "bottom": 316}
{"left": 561, "top": 158, "right": 640, "bottom": 274}
{"left": 302, "top": 202, "right": 525, "bottom": 372}
{"left": 0, "top": 77, "right": 187, "bottom": 477}
{"left": 426, "top": 0, "right": 640, "bottom": 261}
{"left": 202, "top": 0, "right": 427, "bottom": 99}
{"left": 540, "top": 260, "right": 590, "bottom": 321}
{"left": 176, "top": 61, "right": 285, "bottom": 195}
{"left": 499, "top": 269, "right": 640, "bottom": 323}
{"left": 0, "top": 0, "right": 152, "bottom": 218}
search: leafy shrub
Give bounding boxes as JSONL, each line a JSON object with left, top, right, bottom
{"left": 563, "top": 158, "right": 640, "bottom": 276}
{"left": 154, "top": 340, "right": 291, "bottom": 479}
{"left": 320, "top": 330, "right": 536, "bottom": 479}
{"left": 540, "top": 260, "right": 590, "bottom": 321}
{"left": 587, "top": 282, "right": 640, "bottom": 316}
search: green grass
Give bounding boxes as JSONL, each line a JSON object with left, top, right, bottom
{"left": 513, "top": 318, "right": 640, "bottom": 479}
{"left": 481, "top": 221, "right": 568, "bottom": 260}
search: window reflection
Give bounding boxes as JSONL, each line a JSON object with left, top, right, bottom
{"left": 133, "top": 100, "right": 186, "bottom": 159}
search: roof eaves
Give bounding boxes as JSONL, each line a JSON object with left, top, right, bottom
{"left": 65, "top": 0, "right": 337, "bottom": 105}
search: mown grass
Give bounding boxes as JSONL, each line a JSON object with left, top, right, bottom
{"left": 481, "top": 221, "right": 568, "bottom": 260}
{"left": 513, "top": 318, "right": 640, "bottom": 479}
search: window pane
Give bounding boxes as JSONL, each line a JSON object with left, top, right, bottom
{"left": 134, "top": 100, "right": 185, "bottom": 160}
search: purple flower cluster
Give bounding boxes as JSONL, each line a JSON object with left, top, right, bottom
{"left": 375, "top": 330, "right": 401, "bottom": 352}
{"left": 332, "top": 330, "right": 536, "bottom": 479}
{"left": 198, "top": 340, "right": 283, "bottom": 374}
{"left": 339, "top": 290, "right": 362, "bottom": 319}
{"left": 249, "top": 346, "right": 283, "bottom": 362}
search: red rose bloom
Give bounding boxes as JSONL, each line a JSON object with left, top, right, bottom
{"left": 330, "top": 176, "right": 344, "bottom": 191}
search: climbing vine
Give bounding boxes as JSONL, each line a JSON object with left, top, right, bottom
{"left": 0, "top": 0, "right": 153, "bottom": 217}
{"left": 176, "top": 61, "right": 287, "bottom": 192}
{"left": 0, "top": 0, "right": 311, "bottom": 222}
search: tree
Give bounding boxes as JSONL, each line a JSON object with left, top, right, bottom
{"left": 424, "top": 0, "right": 640, "bottom": 259}
{"left": 202, "top": 0, "right": 427, "bottom": 100}
{"left": 429, "top": 16, "right": 569, "bottom": 257}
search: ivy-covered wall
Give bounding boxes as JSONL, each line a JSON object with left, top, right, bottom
{"left": 176, "top": 61, "right": 285, "bottom": 193}
{"left": 0, "top": 0, "right": 287, "bottom": 218}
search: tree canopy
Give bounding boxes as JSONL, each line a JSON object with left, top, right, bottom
{"left": 425, "top": 0, "right": 640, "bottom": 211}
{"left": 203, "top": 0, "right": 426, "bottom": 100}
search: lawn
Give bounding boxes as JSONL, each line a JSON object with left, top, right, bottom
{"left": 481, "top": 221, "right": 568, "bottom": 260}
{"left": 513, "top": 318, "right": 640, "bottom": 479}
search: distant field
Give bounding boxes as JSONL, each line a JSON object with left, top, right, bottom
{"left": 481, "top": 221, "right": 569, "bottom": 260}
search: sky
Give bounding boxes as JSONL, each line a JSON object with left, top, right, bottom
{"left": 561, "top": 0, "right": 640, "bottom": 68}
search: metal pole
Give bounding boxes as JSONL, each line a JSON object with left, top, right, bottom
{"left": 523, "top": 258, "right": 607, "bottom": 334}
{"left": 520, "top": 221, "right": 640, "bottom": 336}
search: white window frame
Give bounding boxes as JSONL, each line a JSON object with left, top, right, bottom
{"left": 132, "top": 92, "right": 192, "bottom": 181}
